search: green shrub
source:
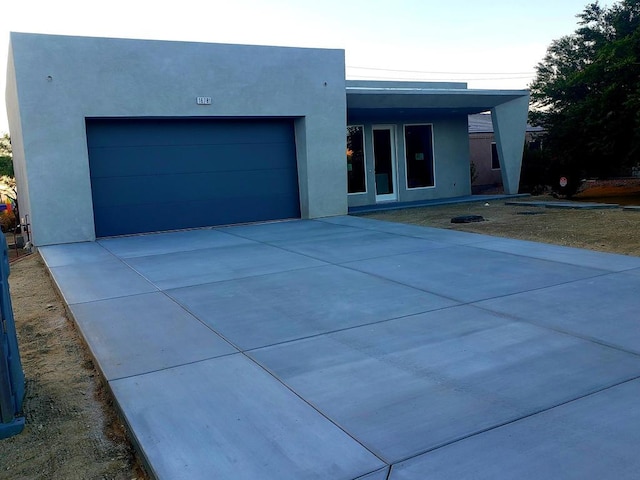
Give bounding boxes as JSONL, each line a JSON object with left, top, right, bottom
{"left": 0, "top": 210, "right": 17, "bottom": 233}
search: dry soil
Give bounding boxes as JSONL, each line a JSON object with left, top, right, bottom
{"left": 363, "top": 195, "right": 640, "bottom": 257}
{"left": 0, "top": 254, "right": 147, "bottom": 480}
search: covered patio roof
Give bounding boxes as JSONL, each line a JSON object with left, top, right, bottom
{"left": 346, "top": 80, "right": 531, "bottom": 194}
{"left": 346, "top": 80, "right": 528, "bottom": 115}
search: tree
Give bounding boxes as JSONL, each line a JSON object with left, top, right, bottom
{"left": 0, "top": 134, "right": 18, "bottom": 231}
{"left": 0, "top": 133, "right": 12, "bottom": 178}
{"left": 529, "top": 0, "right": 640, "bottom": 193}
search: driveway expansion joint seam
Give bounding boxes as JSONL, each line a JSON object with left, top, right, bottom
{"left": 217, "top": 219, "right": 453, "bottom": 266}
{"left": 105, "top": 351, "right": 241, "bottom": 383}
{"left": 317, "top": 216, "right": 494, "bottom": 245}
{"left": 240, "top": 349, "right": 390, "bottom": 467}
{"left": 389, "top": 374, "right": 640, "bottom": 467}
{"left": 65, "top": 288, "right": 162, "bottom": 307}
{"left": 452, "top": 268, "right": 623, "bottom": 305}
{"left": 336, "top": 250, "right": 616, "bottom": 305}
{"left": 336, "top": 261, "right": 463, "bottom": 303}
{"left": 241, "top": 303, "right": 462, "bottom": 353}
{"left": 471, "top": 301, "right": 640, "bottom": 358}
{"left": 150, "top": 261, "right": 334, "bottom": 291}
{"left": 467, "top": 240, "right": 640, "bottom": 272}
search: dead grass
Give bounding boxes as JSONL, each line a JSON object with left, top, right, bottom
{"left": 362, "top": 196, "right": 640, "bottom": 257}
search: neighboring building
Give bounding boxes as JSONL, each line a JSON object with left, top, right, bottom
{"left": 469, "top": 113, "right": 543, "bottom": 192}
{"left": 6, "top": 33, "right": 529, "bottom": 246}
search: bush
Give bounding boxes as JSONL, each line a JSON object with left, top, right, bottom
{"left": 520, "top": 145, "right": 585, "bottom": 197}
{"left": 519, "top": 147, "right": 553, "bottom": 194}
{"left": 0, "top": 210, "right": 17, "bottom": 233}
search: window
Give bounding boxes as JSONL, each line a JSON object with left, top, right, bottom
{"left": 491, "top": 142, "right": 500, "bottom": 170}
{"left": 347, "top": 126, "right": 366, "bottom": 194}
{"left": 404, "top": 125, "right": 434, "bottom": 188}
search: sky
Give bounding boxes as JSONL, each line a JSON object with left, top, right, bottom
{"left": 1, "top": 0, "right": 610, "bottom": 133}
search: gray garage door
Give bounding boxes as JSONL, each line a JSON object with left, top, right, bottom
{"left": 86, "top": 118, "right": 300, "bottom": 237}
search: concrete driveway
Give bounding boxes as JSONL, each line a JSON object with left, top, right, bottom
{"left": 39, "top": 216, "right": 640, "bottom": 479}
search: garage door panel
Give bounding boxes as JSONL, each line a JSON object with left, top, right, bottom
{"left": 87, "top": 118, "right": 300, "bottom": 236}
{"left": 87, "top": 118, "right": 294, "bottom": 148}
{"left": 89, "top": 142, "right": 297, "bottom": 178}
{"left": 91, "top": 169, "right": 300, "bottom": 207}
{"left": 93, "top": 193, "right": 301, "bottom": 237}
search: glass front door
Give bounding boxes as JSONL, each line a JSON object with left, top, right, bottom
{"left": 373, "top": 126, "right": 397, "bottom": 202}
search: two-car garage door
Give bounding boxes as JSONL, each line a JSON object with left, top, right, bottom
{"left": 86, "top": 118, "right": 300, "bottom": 237}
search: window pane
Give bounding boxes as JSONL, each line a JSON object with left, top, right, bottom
{"left": 491, "top": 143, "right": 500, "bottom": 169}
{"left": 373, "top": 129, "right": 394, "bottom": 195}
{"left": 347, "top": 126, "right": 366, "bottom": 193}
{"left": 404, "top": 125, "right": 434, "bottom": 188}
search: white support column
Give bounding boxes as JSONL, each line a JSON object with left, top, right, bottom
{"left": 491, "top": 94, "right": 530, "bottom": 194}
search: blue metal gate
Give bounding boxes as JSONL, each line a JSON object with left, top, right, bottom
{"left": 0, "top": 231, "right": 25, "bottom": 439}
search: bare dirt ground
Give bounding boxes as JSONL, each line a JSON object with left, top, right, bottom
{"left": 364, "top": 189, "right": 640, "bottom": 257}
{"left": 0, "top": 254, "right": 147, "bottom": 480}
{"left": 1, "top": 182, "right": 638, "bottom": 479}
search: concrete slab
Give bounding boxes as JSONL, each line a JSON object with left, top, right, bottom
{"left": 48, "top": 259, "right": 157, "bottom": 304}
{"left": 124, "top": 242, "right": 326, "bottom": 290}
{"left": 319, "top": 216, "right": 492, "bottom": 245}
{"left": 98, "top": 228, "right": 253, "bottom": 258}
{"left": 41, "top": 217, "right": 640, "bottom": 479}
{"left": 168, "top": 264, "right": 457, "bottom": 350}
{"left": 69, "top": 292, "right": 237, "bottom": 380}
{"left": 505, "top": 200, "right": 556, "bottom": 207}
{"left": 40, "top": 241, "right": 115, "bottom": 267}
{"left": 272, "top": 229, "right": 446, "bottom": 263}
{"left": 476, "top": 271, "right": 640, "bottom": 354}
{"left": 346, "top": 245, "right": 607, "bottom": 303}
{"left": 318, "top": 215, "right": 404, "bottom": 229}
{"left": 349, "top": 194, "right": 528, "bottom": 214}
{"left": 472, "top": 236, "right": 640, "bottom": 271}
{"left": 390, "top": 379, "right": 640, "bottom": 479}
{"left": 222, "top": 218, "right": 361, "bottom": 243}
{"left": 356, "top": 467, "right": 391, "bottom": 480}
{"left": 111, "top": 355, "right": 385, "bottom": 480}
{"left": 250, "top": 305, "right": 640, "bottom": 463}
{"left": 544, "top": 201, "right": 619, "bottom": 209}
{"left": 505, "top": 200, "right": 619, "bottom": 209}
{"left": 626, "top": 266, "right": 640, "bottom": 276}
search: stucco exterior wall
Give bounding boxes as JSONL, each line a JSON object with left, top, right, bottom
{"left": 347, "top": 116, "right": 471, "bottom": 208}
{"left": 6, "top": 33, "right": 346, "bottom": 246}
{"left": 470, "top": 131, "right": 542, "bottom": 192}
{"left": 470, "top": 133, "right": 503, "bottom": 189}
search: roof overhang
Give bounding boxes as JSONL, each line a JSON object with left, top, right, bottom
{"left": 346, "top": 81, "right": 530, "bottom": 118}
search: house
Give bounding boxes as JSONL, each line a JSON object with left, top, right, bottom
{"left": 6, "top": 33, "right": 529, "bottom": 246}
{"left": 469, "top": 112, "right": 543, "bottom": 192}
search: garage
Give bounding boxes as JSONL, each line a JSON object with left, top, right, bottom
{"left": 86, "top": 118, "right": 300, "bottom": 237}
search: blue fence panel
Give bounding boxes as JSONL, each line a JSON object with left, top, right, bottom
{"left": 0, "top": 230, "right": 25, "bottom": 439}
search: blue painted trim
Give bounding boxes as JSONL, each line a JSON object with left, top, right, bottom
{"left": 0, "top": 417, "right": 25, "bottom": 439}
{"left": 0, "top": 231, "right": 25, "bottom": 439}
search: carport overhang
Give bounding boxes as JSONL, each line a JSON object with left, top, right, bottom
{"left": 346, "top": 81, "right": 530, "bottom": 194}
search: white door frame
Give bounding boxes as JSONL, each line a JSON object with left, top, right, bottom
{"left": 372, "top": 125, "right": 398, "bottom": 202}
